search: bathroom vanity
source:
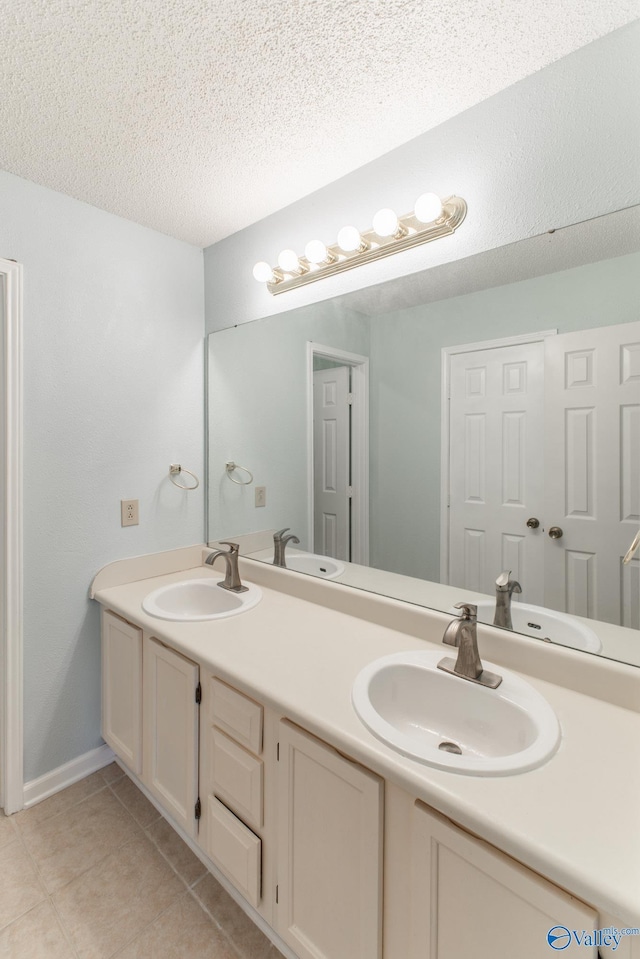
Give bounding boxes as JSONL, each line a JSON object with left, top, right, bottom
{"left": 91, "top": 549, "right": 640, "bottom": 959}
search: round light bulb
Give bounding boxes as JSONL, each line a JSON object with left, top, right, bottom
{"left": 277, "top": 249, "right": 301, "bottom": 273}
{"left": 253, "top": 261, "right": 274, "bottom": 283}
{"left": 305, "top": 239, "right": 329, "bottom": 264}
{"left": 414, "top": 192, "right": 443, "bottom": 223}
{"left": 337, "top": 225, "right": 362, "bottom": 253}
{"left": 372, "top": 208, "right": 399, "bottom": 237}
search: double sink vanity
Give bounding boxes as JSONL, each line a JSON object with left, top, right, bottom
{"left": 90, "top": 544, "right": 640, "bottom": 959}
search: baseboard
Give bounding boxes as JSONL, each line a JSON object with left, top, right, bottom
{"left": 23, "top": 743, "right": 116, "bottom": 809}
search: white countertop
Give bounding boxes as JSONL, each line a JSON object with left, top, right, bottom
{"left": 93, "top": 558, "right": 640, "bottom": 926}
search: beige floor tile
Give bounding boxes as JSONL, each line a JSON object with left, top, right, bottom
{"left": 0, "top": 839, "right": 47, "bottom": 931}
{"left": 0, "top": 900, "right": 76, "bottom": 959}
{"left": 14, "top": 772, "right": 107, "bottom": 833}
{"left": 192, "top": 874, "right": 274, "bottom": 959}
{"left": 115, "top": 892, "right": 237, "bottom": 959}
{"left": 0, "top": 813, "right": 17, "bottom": 851}
{"left": 146, "top": 817, "right": 207, "bottom": 887}
{"left": 111, "top": 776, "right": 162, "bottom": 829}
{"left": 100, "top": 761, "right": 125, "bottom": 785}
{"left": 20, "top": 786, "right": 142, "bottom": 893}
{"left": 54, "top": 834, "right": 185, "bottom": 959}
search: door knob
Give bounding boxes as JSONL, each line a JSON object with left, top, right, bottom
{"left": 548, "top": 526, "right": 563, "bottom": 540}
{"left": 526, "top": 517, "right": 540, "bottom": 529}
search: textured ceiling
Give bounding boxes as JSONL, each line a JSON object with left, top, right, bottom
{"left": 1, "top": 1, "right": 639, "bottom": 247}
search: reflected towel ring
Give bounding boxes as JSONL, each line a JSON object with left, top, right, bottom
{"left": 623, "top": 528, "right": 640, "bottom": 565}
{"left": 225, "top": 461, "right": 254, "bottom": 486}
{"left": 169, "top": 463, "right": 200, "bottom": 490}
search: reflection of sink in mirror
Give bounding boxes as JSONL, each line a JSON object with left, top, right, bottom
{"left": 142, "top": 578, "right": 262, "bottom": 621}
{"left": 352, "top": 650, "right": 560, "bottom": 776}
{"left": 472, "top": 601, "right": 602, "bottom": 654}
{"left": 281, "top": 553, "right": 345, "bottom": 579}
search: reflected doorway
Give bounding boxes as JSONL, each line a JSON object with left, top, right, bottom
{"left": 307, "top": 344, "right": 369, "bottom": 565}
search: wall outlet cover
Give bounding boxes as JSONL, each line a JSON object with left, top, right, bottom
{"left": 121, "top": 499, "right": 139, "bottom": 527}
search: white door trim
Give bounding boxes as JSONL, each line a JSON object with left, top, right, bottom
{"left": 306, "top": 343, "right": 369, "bottom": 565}
{"left": 1, "top": 257, "right": 24, "bottom": 814}
{"left": 439, "top": 329, "right": 556, "bottom": 585}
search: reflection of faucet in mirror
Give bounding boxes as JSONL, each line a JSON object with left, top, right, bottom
{"left": 494, "top": 571, "right": 522, "bottom": 630}
{"left": 273, "top": 528, "right": 300, "bottom": 568}
{"left": 438, "top": 602, "right": 502, "bottom": 688}
{"left": 205, "top": 542, "right": 248, "bottom": 592}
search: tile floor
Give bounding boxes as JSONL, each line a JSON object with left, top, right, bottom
{"left": 0, "top": 763, "right": 286, "bottom": 959}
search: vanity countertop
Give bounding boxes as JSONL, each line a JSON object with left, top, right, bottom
{"left": 93, "top": 558, "right": 640, "bottom": 926}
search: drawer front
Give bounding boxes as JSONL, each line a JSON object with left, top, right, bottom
{"left": 212, "top": 729, "right": 263, "bottom": 829}
{"left": 210, "top": 678, "right": 263, "bottom": 754}
{"left": 208, "top": 797, "right": 261, "bottom": 907}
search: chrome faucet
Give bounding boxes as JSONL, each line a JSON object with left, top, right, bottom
{"left": 438, "top": 602, "right": 502, "bottom": 689}
{"left": 493, "top": 570, "right": 522, "bottom": 629}
{"left": 205, "top": 542, "right": 248, "bottom": 592}
{"left": 273, "top": 528, "right": 300, "bottom": 568}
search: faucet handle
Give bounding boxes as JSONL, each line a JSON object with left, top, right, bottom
{"left": 273, "top": 528, "right": 290, "bottom": 541}
{"left": 218, "top": 541, "right": 239, "bottom": 554}
{"left": 495, "top": 570, "right": 511, "bottom": 589}
{"left": 453, "top": 602, "right": 477, "bottom": 622}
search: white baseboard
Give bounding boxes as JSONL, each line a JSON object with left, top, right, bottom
{"left": 23, "top": 743, "right": 116, "bottom": 809}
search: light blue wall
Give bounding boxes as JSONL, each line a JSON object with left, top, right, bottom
{"left": 369, "top": 252, "right": 640, "bottom": 578}
{"left": 208, "top": 302, "right": 369, "bottom": 545}
{"left": 203, "top": 23, "right": 640, "bottom": 331}
{"left": 0, "top": 170, "right": 205, "bottom": 782}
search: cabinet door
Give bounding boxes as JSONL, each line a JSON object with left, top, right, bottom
{"left": 101, "top": 610, "right": 142, "bottom": 774}
{"left": 276, "top": 720, "right": 383, "bottom": 959}
{"left": 410, "top": 801, "right": 598, "bottom": 959}
{"left": 143, "top": 637, "right": 199, "bottom": 836}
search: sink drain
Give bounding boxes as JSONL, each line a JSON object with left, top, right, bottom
{"left": 438, "top": 741, "right": 462, "bottom": 755}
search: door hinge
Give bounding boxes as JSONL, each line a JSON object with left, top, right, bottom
{"left": 347, "top": 392, "right": 354, "bottom": 405}
{"left": 275, "top": 884, "right": 279, "bottom": 904}
{"left": 276, "top": 742, "right": 280, "bottom": 761}
{"left": 195, "top": 797, "right": 201, "bottom": 820}
{"left": 195, "top": 682, "right": 202, "bottom": 704}
{"left": 347, "top": 486, "right": 353, "bottom": 498}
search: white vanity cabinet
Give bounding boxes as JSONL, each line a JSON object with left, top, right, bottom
{"left": 142, "top": 636, "right": 200, "bottom": 837}
{"left": 101, "top": 610, "right": 142, "bottom": 775}
{"left": 275, "top": 719, "right": 384, "bottom": 959}
{"left": 409, "top": 801, "right": 598, "bottom": 959}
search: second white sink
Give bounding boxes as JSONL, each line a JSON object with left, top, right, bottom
{"left": 352, "top": 650, "right": 560, "bottom": 776}
{"left": 473, "top": 600, "right": 602, "bottom": 653}
{"left": 142, "top": 577, "right": 262, "bottom": 621}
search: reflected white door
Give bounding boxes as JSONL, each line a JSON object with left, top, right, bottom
{"left": 448, "top": 342, "right": 545, "bottom": 601}
{"left": 544, "top": 321, "right": 640, "bottom": 626}
{"left": 313, "top": 366, "right": 350, "bottom": 560}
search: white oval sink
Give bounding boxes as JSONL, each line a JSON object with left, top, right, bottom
{"left": 472, "top": 600, "right": 602, "bottom": 653}
{"left": 281, "top": 553, "right": 345, "bottom": 579}
{"left": 142, "top": 578, "right": 262, "bottom": 621}
{"left": 352, "top": 650, "right": 560, "bottom": 776}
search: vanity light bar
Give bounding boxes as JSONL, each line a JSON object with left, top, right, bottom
{"left": 253, "top": 194, "right": 467, "bottom": 295}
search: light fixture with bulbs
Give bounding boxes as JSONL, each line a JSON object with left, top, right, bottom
{"left": 253, "top": 193, "right": 466, "bottom": 295}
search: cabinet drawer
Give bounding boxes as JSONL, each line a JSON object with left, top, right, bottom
{"left": 212, "top": 729, "right": 263, "bottom": 829}
{"left": 210, "top": 678, "right": 263, "bottom": 754}
{"left": 207, "top": 797, "right": 261, "bottom": 907}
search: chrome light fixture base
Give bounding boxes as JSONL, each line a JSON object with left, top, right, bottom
{"left": 264, "top": 195, "right": 467, "bottom": 295}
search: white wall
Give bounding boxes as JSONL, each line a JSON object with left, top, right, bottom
{"left": 0, "top": 170, "right": 205, "bottom": 783}
{"left": 203, "top": 22, "right": 640, "bottom": 332}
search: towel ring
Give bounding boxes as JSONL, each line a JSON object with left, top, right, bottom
{"left": 623, "top": 528, "right": 640, "bottom": 565}
{"left": 225, "top": 461, "right": 254, "bottom": 486}
{"left": 169, "top": 464, "right": 200, "bottom": 490}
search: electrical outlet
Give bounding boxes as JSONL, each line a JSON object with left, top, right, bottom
{"left": 121, "top": 499, "right": 139, "bottom": 527}
{"left": 255, "top": 486, "right": 266, "bottom": 508}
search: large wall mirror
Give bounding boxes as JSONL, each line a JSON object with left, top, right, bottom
{"left": 207, "top": 204, "right": 640, "bottom": 668}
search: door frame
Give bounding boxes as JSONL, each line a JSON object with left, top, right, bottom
{"left": 440, "top": 329, "right": 556, "bottom": 585}
{"left": 306, "top": 343, "right": 369, "bottom": 565}
{"left": 1, "top": 257, "right": 24, "bottom": 814}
